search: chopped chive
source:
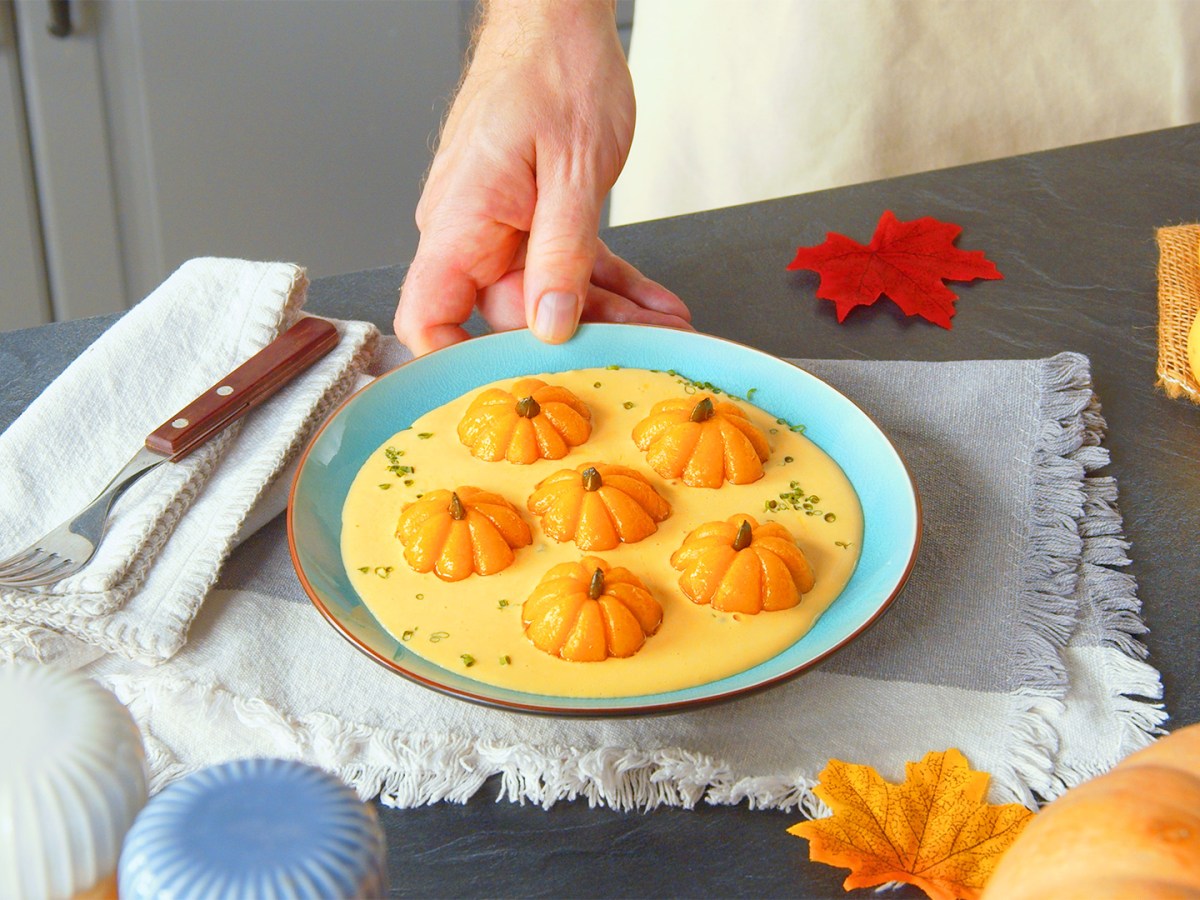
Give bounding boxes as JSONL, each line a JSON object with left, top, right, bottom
{"left": 497, "top": 599, "right": 509, "bottom": 609}
{"left": 605, "top": 364, "right": 620, "bottom": 370}
{"left": 593, "top": 381, "right": 602, "bottom": 388}
{"left": 824, "top": 513, "right": 837, "bottom": 523}
{"left": 622, "top": 401, "right": 635, "bottom": 410}
{"left": 783, "top": 456, "right": 794, "bottom": 463}
{"left": 430, "top": 631, "right": 449, "bottom": 643}
{"left": 766, "top": 482, "right": 825, "bottom": 513}
{"left": 746, "top": 387, "right": 758, "bottom": 400}
{"left": 358, "top": 566, "right": 370, "bottom": 573}
{"left": 403, "top": 479, "right": 414, "bottom": 487}
{"left": 415, "top": 593, "right": 424, "bottom": 600}
{"left": 417, "top": 432, "right": 433, "bottom": 439}
{"left": 460, "top": 654, "right": 475, "bottom": 667}
{"left": 378, "top": 483, "right": 392, "bottom": 490}
{"left": 374, "top": 566, "right": 393, "bottom": 578}
{"left": 499, "top": 655, "right": 511, "bottom": 666}
{"left": 402, "top": 629, "right": 415, "bottom": 642}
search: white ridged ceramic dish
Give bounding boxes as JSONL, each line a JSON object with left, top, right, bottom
{"left": 0, "top": 666, "right": 147, "bottom": 899}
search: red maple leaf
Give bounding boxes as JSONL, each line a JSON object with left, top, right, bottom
{"left": 787, "top": 211, "right": 1003, "bottom": 328}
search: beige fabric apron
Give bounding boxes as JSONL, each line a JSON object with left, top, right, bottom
{"left": 610, "top": 0, "right": 1200, "bottom": 225}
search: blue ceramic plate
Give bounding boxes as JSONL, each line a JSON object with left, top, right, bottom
{"left": 288, "top": 325, "right": 920, "bottom": 716}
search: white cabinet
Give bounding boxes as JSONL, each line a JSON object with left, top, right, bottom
{"left": 0, "top": 1, "right": 51, "bottom": 329}
{"left": 1, "top": 0, "right": 471, "bottom": 328}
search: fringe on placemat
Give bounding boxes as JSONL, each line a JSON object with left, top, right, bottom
{"left": 986, "top": 695, "right": 1064, "bottom": 809}
{"left": 1004, "top": 352, "right": 1164, "bottom": 805}
{"left": 1011, "top": 352, "right": 1096, "bottom": 698}
{"left": 1155, "top": 223, "right": 1200, "bottom": 403}
{"left": 1032, "top": 387, "right": 1167, "bottom": 799}
{"left": 1074, "top": 380, "right": 1166, "bottom": 751}
{"left": 102, "top": 670, "right": 831, "bottom": 813}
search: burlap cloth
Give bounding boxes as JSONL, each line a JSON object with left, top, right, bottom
{"left": 1155, "top": 223, "right": 1200, "bottom": 402}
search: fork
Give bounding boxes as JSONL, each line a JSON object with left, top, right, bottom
{"left": 0, "top": 316, "right": 340, "bottom": 589}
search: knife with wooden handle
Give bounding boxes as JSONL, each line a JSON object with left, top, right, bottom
{"left": 146, "top": 316, "right": 339, "bottom": 459}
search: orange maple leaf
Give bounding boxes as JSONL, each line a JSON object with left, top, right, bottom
{"left": 787, "top": 749, "right": 1034, "bottom": 900}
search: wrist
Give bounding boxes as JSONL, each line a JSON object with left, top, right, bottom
{"left": 477, "top": 0, "right": 617, "bottom": 55}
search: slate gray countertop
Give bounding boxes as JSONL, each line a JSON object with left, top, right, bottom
{"left": 4, "top": 125, "right": 1199, "bottom": 898}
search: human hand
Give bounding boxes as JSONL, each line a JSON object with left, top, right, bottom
{"left": 394, "top": 0, "right": 692, "bottom": 356}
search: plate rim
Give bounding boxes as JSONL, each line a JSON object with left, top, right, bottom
{"left": 286, "top": 324, "right": 922, "bottom": 717}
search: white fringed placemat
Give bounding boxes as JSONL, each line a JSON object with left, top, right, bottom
{"left": 83, "top": 349, "right": 1164, "bottom": 812}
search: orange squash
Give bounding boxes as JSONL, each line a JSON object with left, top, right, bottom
{"left": 983, "top": 723, "right": 1200, "bottom": 899}
{"left": 631, "top": 394, "right": 770, "bottom": 487}
{"left": 669, "top": 514, "right": 814, "bottom": 614}
{"left": 457, "top": 377, "right": 591, "bottom": 464}
{"left": 527, "top": 462, "right": 671, "bottom": 550}
{"left": 522, "top": 556, "right": 662, "bottom": 661}
{"left": 395, "top": 487, "right": 531, "bottom": 581}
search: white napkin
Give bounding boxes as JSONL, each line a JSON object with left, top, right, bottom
{"left": 0, "top": 258, "right": 378, "bottom": 668}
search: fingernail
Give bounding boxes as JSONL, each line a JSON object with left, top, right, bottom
{"left": 533, "top": 292, "right": 580, "bottom": 343}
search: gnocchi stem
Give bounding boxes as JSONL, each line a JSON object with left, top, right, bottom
{"left": 588, "top": 568, "right": 605, "bottom": 600}
{"left": 690, "top": 396, "right": 715, "bottom": 422}
{"left": 733, "top": 519, "right": 753, "bottom": 551}
{"left": 515, "top": 395, "right": 541, "bottom": 418}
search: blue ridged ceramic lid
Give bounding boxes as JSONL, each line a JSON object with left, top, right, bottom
{"left": 119, "top": 758, "right": 387, "bottom": 899}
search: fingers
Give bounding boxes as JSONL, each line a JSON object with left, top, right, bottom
{"left": 394, "top": 237, "right": 486, "bottom": 356}
{"left": 522, "top": 178, "right": 604, "bottom": 345}
{"left": 399, "top": 185, "right": 693, "bottom": 355}
{"left": 579, "top": 283, "right": 695, "bottom": 330}
{"left": 474, "top": 269, "right": 529, "bottom": 333}
{"left": 395, "top": 215, "right": 523, "bottom": 356}
{"left": 591, "top": 241, "right": 693, "bottom": 322}
{"left": 474, "top": 236, "right": 695, "bottom": 337}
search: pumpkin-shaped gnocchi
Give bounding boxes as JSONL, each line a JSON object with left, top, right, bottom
{"left": 395, "top": 487, "right": 531, "bottom": 581}
{"left": 670, "top": 515, "right": 814, "bottom": 613}
{"left": 631, "top": 394, "right": 770, "bottom": 488}
{"left": 457, "top": 378, "right": 591, "bottom": 464}
{"left": 527, "top": 463, "right": 671, "bottom": 550}
{"left": 523, "top": 556, "right": 662, "bottom": 661}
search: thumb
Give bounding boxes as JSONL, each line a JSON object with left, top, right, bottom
{"left": 523, "top": 180, "right": 602, "bottom": 344}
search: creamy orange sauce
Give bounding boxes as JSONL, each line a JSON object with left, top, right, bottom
{"left": 341, "top": 368, "right": 862, "bottom": 697}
